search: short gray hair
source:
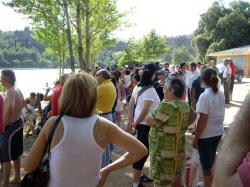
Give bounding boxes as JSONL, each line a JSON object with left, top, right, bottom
{"left": 157, "top": 69, "right": 166, "bottom": 76}
{"left": 1, "top": 69, "right": 16, "bottom": 85}
{"left": 164, "top": 77, "right": 186, "bottom": 98}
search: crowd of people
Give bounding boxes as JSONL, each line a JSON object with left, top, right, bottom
{"left": 0, "top": 58, "right": 248, "bottom": 187}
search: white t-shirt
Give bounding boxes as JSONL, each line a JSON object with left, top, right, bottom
{"left": 223, "top": 65, "right": 232, "bottom": 78}
{"left": 187, "top": 69, "right": 200, "bottom": 89}
{"left": 184, "top": 70, "right": 192, "bottom": 87}
{"left": 218, "top": 64, "right": 225, "bottom": 74}
{"left": 132, "top": 86, "right": 160, "bottom": 125}
{"left": 196, "top": 87, "right": 225, "bottom": 139}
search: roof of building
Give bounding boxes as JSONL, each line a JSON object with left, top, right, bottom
{"left": 208, "top": 45, "right": 250, "bottom": 57}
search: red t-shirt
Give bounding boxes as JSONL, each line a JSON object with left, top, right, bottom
{"left": 230, "top": 63, "right": 236, "bottom": 76}
{"left": 51, "top": 85, "right": 63, "bottom": 116}
{"left": 0, "top": 94, "right": 4, "bottom": 133}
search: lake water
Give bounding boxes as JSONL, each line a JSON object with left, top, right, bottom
{"left": 0, "top": 68, "right": 73, "bottom": 98}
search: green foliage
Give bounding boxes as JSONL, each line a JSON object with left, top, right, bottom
{"left": 118, "top": 49, "right": 137, "bottom": 67}
{"left": 214, "top": 10, "right": 250, "bottom": 48}
{"left": 0, "top": 28, "right": 57, "bottom": 68}
{"left": 0, "top": 84, "right": 6, "bottom": 92}
{"left": 96, "top": 50, "right": 122, "bottom": 68}
{"left": 138, "top": 30, "right": 170, "bottom": 62}
{"left": 6, "top": 0, "right": 125, "bottom": 70}
{"left": 95, "top": 35, "right": 194, "bottom": 68}
{"left": 117, "top": 30, "right": 170, "bottom": 66}
{"left": 172, "top": 47, "right": 193, "bottom": 65}
{"left": 192, "top": 34, "right": 210, "bottom": 61}
{"left": 192, "top": 0, "right": 250, "bottom": 61}
{"left": 230, "top": 0, "right": 250, "bottom": 17}
{"left": 206, "top": 39, "right": 225, "bottom": 54}
{"left": 0, "top": 26, "right": 195, "bottom": 68}
{"left": 95, "top": 41, "right": 127, "bottom": 67}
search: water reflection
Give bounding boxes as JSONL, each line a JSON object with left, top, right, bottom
{"left": 0, "top": 68, "right": 72, "bottom": 97}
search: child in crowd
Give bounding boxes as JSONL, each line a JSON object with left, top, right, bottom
{"left": 23, "top": 92, "right": 43, "bottom": 137}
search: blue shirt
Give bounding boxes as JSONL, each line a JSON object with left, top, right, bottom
{"left": 192, "top": 76, "right": 205, "bottom": 103}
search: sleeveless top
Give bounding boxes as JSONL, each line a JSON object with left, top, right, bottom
{"left": 49, "top": 114, "right": 104, "bottom": 187}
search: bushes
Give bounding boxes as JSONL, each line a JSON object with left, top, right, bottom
{"left": 0, "top": 84, "right": 6, "bottom": 93}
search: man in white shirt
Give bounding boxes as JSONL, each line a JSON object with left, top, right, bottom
{"left": 222, "top": 59, "right": 232, "bottom": 104}
{"left": 187, "top": 62, "right": 200, "bottom": 104}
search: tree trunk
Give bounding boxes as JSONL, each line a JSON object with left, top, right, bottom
{"left": 63, "top": 0, "right": 75, "bottom": 72}
{"left": 59, "top": 52, "right": 62, "bottom": 76}
{"left": 85, "top": 0, "right": 90, "bottom": 70}
{"left": 62, "top": 47, "right": 65, "bottom": 74}
{"left": 76, "top": 0, "right": 84, "bottom": 69}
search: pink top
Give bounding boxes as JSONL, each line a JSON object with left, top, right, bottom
{"left": 0, "top": 94, "right": 4, "bottom": 133}
{"left": 238, "top": 152, "right": 250, "bottom": 187}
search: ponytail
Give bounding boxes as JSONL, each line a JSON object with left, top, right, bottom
{"left": 202, "top": 68, "right": 219, "bottom": 94}
{"left": 210, "top": 75, "right": 219, "bottom": 94}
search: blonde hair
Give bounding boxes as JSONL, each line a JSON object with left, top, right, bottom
{"left": 59, "top": 72, "right": 98, "bottom": 118}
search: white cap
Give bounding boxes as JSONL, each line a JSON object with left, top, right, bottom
{"left": 125, "top": 65, "right": 128, "bottom": 68}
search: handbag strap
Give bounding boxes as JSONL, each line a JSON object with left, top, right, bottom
{"left": 135, "top": 85, "right": 153, "bottom": 107}
{"left": 42, "top": 114, "right": 63, "bottom": 160}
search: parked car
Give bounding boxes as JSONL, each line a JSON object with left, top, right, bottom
{"left": 235, "top": 66, "right": 244, "bottom": 83}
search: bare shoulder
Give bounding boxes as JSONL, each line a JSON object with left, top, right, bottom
{"left": 97, "top": 116, "right": 124, "bottom": 139}
{"left": 41, "top": 116, "right": 59, "bottom": 137}
{"left": 98, "top": 116, "right": 117, "bottom": 131}
{"left": 7, "top": 87, "right": 23, "bottom": 100}
{"left": 6, "top": 88, "right": 14, "bottom": 97}
{"left": 15, "top": 87, "right": 24, "bottom": 99}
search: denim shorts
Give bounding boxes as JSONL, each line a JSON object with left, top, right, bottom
{"left": 198, "top": 135, "right": 222, "bottom": 176}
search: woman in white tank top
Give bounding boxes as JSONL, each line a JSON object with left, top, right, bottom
{"left": 24, "top": 72, "right": 147, "bottom": 187}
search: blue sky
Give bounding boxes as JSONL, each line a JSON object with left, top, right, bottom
{"left": 0, "top": 0, "right": 233, "bottom": 39}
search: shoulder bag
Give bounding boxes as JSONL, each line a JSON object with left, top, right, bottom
{"left": 21, "top": 114, "right": 63, "bottom": 187}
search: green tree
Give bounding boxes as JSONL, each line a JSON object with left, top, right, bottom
{"left": 192, "top": 1, "right": 250, "bottom": 61}
{"left": 6, "top": 0, "right": 125, "bottom": 71}
{"left": 195, "top": 2, "right": 227, "bottom": 35}
{"left": 214, "top": 10, "right": 250, "bottom": 49}
{"left": 85, "top": 0, "right": 124, "bottom": 68}
{"left": 230, "top": 0, "right": 250, "bottom": 18}
{"left": 192, "top": 34, "right": 210, "bottom": 61}
{"left": 138, "top": 30, "right": 170, "bottom": 62}
{"left": 172, "top": 47, "right": 193, "bottom": 65}
{"left": 118, "top": 48, "right": 137, "bottom": 67}
{"left": 117, "top": 31, "right": 170, "bottom": 66}
{"left": 206, "top": 39, "right": 226, "bottom": 54}
{"left": 6, "top": 0, "right": 71, "bottom": 71}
